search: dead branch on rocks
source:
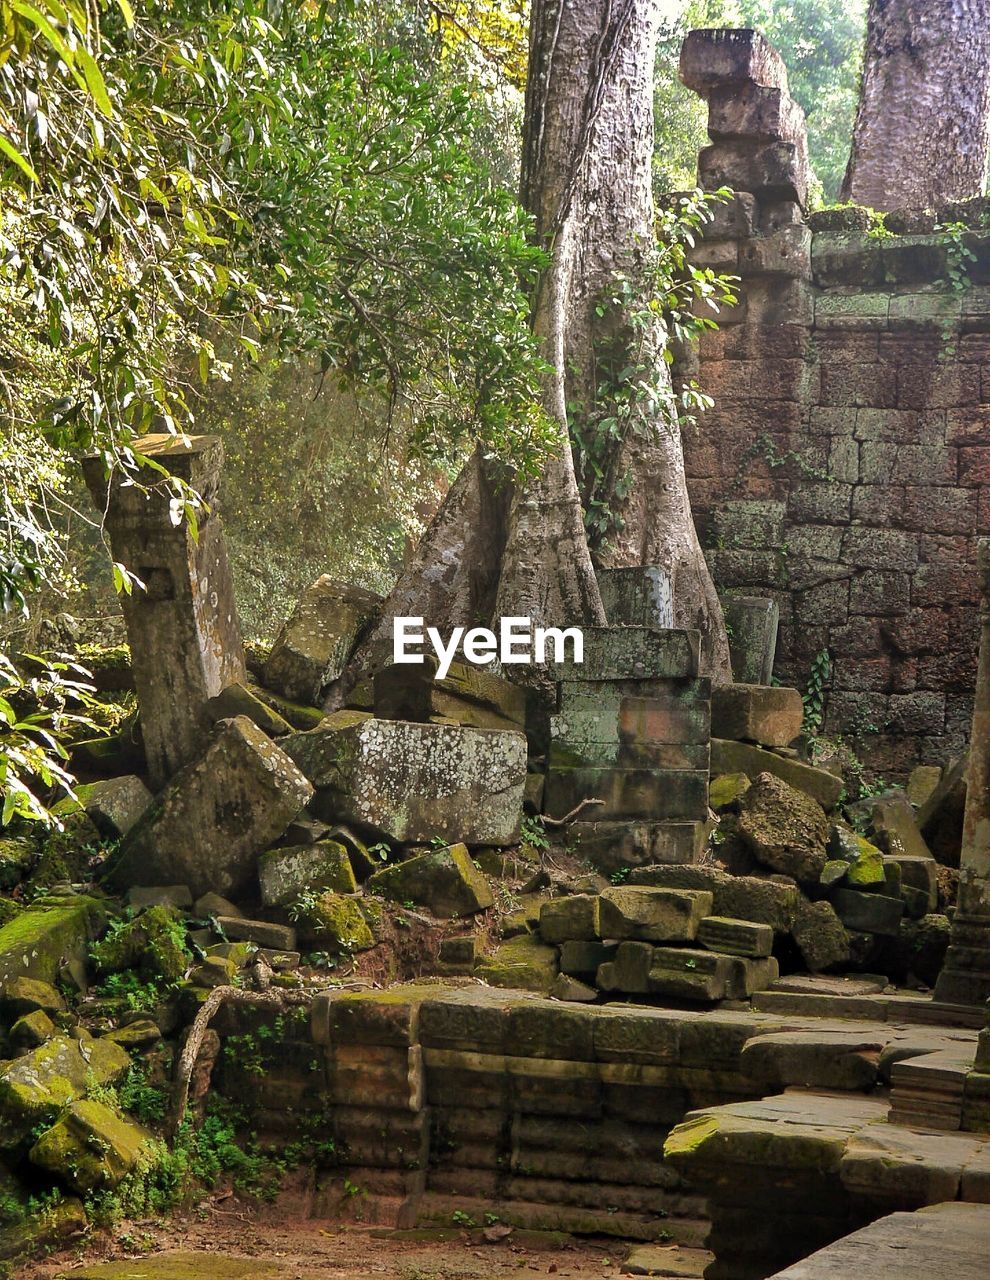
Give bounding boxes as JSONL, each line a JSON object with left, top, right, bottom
{"left": 542, "top": 798, "right": 605, "bottom": 827}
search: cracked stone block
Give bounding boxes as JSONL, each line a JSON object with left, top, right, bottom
{"left": 369, "top": 843, "right": 493, "bottom": 918}
{"left": 257, "top": 840, "right": 357, "bottom": 907}
{"left": 598, "top": 886, "right": 713, "bottom": 943}
{"left": 680, "top": 28, "right": 789, "bottom": 94}
{"left": 264, "top": 576, "right": 381, "bottom": 704}
{"left": 78, "top": 775, "right": 152, "bottom": 839}
{"left": 698, "top": 915, "right": 773, "bottom": 958}
{"left": 283, "top": 713, "right": 526, "bottom": 845}
{"left": 539, "top": 895, "right": 601, "bottom": 944}
{"left": 831, "top": 887, "right": 904, "bottom": 937}
{"left": 109, "top": 716, "right": 313, "bottom": 899}
{"left": 712, "top": 683, "right": 805, "bottom": 748}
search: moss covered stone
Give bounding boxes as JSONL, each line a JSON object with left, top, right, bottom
{"left": 257, "top": 840, "right": 357, "bottom": 907}
{"left": 66, "top": 1252, "right": 291, "bottom": 1280}
{"left": 709, "top": 772, "right": 751, "bottom": 811}
{"left": 829, "top": 825, "right": 886, "bottom": 887}
{"left": 90, "top": 905, "right": 189, "bottom": 983}
{"left": 0, "top": 1196, "right": 87, "bottom": 1262}
{"left": 369, "top": 843, "right": 494, "bottom": 918}
{"left": 0, "top": 837, "right": 33, "bottom": 891}
{"left": 305, "top": 893, "right": 375, "bottom": 951}
{"left": 0, "top": 898, "right": 106, "bottom": 986}
{"left": 474, "top": 934, "right": 558, "bottom": 994}
{"left": 29, "top": 1098, "right": 155, "bottom": 1192}
{"left": 0, "top": 976, "right": 66, "bottom": 1019}
{"left": 29, "top": 811, "right": 102, "bottom": 888}
{"left": 0, "top": 1034, "right": 130, "bottom": 1145}
{"left": 9, "top": 1008, "right": 56, "bottom": 1050}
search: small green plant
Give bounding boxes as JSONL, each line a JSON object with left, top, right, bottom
{"left": 451, "top": 1209, "right": 477, "bottom": 1228}
{"left": 520, "top": 814, "right": 550, "bottom": 853}
{"left": 610, "top": 867, "right": 630, "bottom": 885}
{"left": 367, "top": 841, "right": 391, "bottom": 863}
{"left": 802, "top": 649, "right": 831, "bottom": 736}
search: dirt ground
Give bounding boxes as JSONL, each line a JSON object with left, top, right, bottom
{"left": 21, "top": 1191, "right": 711, "bottom": 1280}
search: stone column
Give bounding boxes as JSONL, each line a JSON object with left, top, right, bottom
{"left": 935, "top": 539, "right": 990, "bottom": 1005}
{"left": 83, "top": 435, "right": 246, "bottom": 789}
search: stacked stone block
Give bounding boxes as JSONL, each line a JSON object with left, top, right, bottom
{"left": 674, "top": 28, "right": 990, "bottom": 778}
{"left": 545, "top": 627, "right": 711, "bottom": 873}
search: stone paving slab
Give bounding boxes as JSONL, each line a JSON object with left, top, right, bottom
{"left": 768, "top": 1202, "right": 990, "bottom": 1280}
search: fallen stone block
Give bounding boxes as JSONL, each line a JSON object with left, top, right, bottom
{"left": 648, "top": 948, "right": 731, "bottom": 1002}
{"left": 698, "top": 915, "right": 773, "bottom": 958}
{"left": 568, "top": 820, "right": 704, "bottom": 873}
{"left": 0, "top": 1197, "right": 86, "bottom": 1264}
{"left": 194, "top": 892, "right": 243, "bottom": 919}
{"left": 739, "top": 771, "right": 829, "bottom": 887}
{"left": 374, "top": 659, "right": 526, "bottom": 732}
{"left": 544, "top": 766, "right": 708, "bottom": 822}
{"left": 711, "top": 683, "right": 803, "bottom": 748}
{"left": 10, "top": 1009, "right": 56, "bottom": 1050}
{"left": 0, "top": 898, "right": 107, "bottom": 986}
{"left": 710, "top": 772, "right": 751, "bottom": 810}
{"left": 78, "top": 775, "right": 152, "bottom": 838}
{"left": 283, "top": 714, "right": 526, "bottom": 846}
{"left": 849, "top": 789, "right": 932, "bottom": 860}
{"left": 475, "top": 934, "right": 558, "bottom": 994}
{"left": 369, "top": 844, "right": 493, "bottom": 918}
{"left": 790, "top": 897, "right": 850, "bottom": 972}
{"left": 126, "top": 885, "right": 193, "bottom": 911}
{"left": 722, "top": 595, "right": 779, "bottom": 686}
{"left": 629, "top": 864, "right": 798, "bottom": 931}
{"left": 827, "top": 825, "right": 885, "bottom": 888}
{"left": 206, "top": 681, "right": 293, "bottom": 737}
{"left": 831, "top": 887, "right": 904, "bottom": 937}
{"left": 919, "top": 756, "right": 966, "bottom": 867}
{"left": 907, "top": 764, "right": 942, "bottom": 810}
{"left": 559, "top": 940, "right": 617, "bottom": 979}
{"left": 30, "top": 1099, "right": 154, "bottom": 1192}
{"left": 263, "top": 576, "right": 380, "bottom": 703}
{"left": 550, "top": 974, "right": 598, "bottom": 1003}
{"left": 0, "top": 1035, "right": 130, "bottom": 1145}
{"left": 740, "top": 1030, "right": 884, "bottom": 1092}
{"left": 725, "top": 954, "right": 779, "bottom": 998}
{"left": 296, "top": 892, "right": 375, "bottom": 951}
{"left": 711, "top": 738, "right": 842, "bottom": 809}
{"left": 598, "top": 886, "right": 712, "bottom": 943}
{"left": 257, "top": 840, "right": 357, "bottom": 907}
{"left": 539, "top": 895, "right": 600, "bottom": 945}
{"left": 214, "top": 916, "right": 296, "bottom": 951}
{"left": 597, "top": 941, "right": 655, "bottom": 994}
{"left": 0, "top": 977, "right": 66, "bottom": 1019}
{"left": 884, "top": 854, "right": 938, "bottom": 918}
{"left": 109, "top": 716, "right": 312, "bottom": 899}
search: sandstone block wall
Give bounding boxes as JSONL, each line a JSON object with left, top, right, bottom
{"left": 677, "top": 30, "right": 990, "bottom": 779}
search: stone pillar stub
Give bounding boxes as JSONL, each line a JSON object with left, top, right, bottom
{"left": 935, "top": 539, "right": 990, "bottom": 1005}
{"left": 83, "top": 434, "right": 246, "bottom": 789}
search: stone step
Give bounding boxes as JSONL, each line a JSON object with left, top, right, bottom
{"left": 697, "top": 915, "right": 774, "bottom": 958}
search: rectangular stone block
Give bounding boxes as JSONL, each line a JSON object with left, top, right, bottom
{"left": 543, "top": 767, "right": 708, "bottom": 822}
{"left": 548, "top": 627, "right": 700, "bottom": 681}
{"left": 721, "top": 596, "right": 779, "bottom": 685}
{"left": 680, "top": 28, "right": 788, "bottom": 94}
{"left": 373, "top": 658, "right": 526, "bottom": 732}
{"left": 567, "top": 821, "right": 705, "bottom": 873}
{"left": 559, "top": 940, "right": 617, "bottom": 979}
{"left": 830, "top": 887, "right": 904, "bottom": 937}
{"left": 711, "top": 682, "right": 804, "bottom": 748}
{"left": 711, "top": 738, "right": 842, "bottom": 809}
{"left": 598, "top": 886, "right": 713, "bottom": 943}
{"left": 264, "top": 576, "right": 380, "bottom": 705}
{"left": 109, "top": 716, "right": 313, "bottom": 898}
{"left": 283, "top": 713, "right": 526, "bottom": 845}
{"left": 707, "top": 82, "right": 806, "bottom": 144}
{"left": 697, "top": 915, "right": 774, "bottom": 958}
{"left": 597, "top": 566, "right": 673, "bottom": 629}
{"left": 538, "top": 895, "right": 601, "bottom": 945}
{"left": 698, "top": 140, "right": 808, "bottom": 206}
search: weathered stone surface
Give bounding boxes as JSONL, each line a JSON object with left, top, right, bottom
{"left": 83, "top": 434, "right": 246, "bottom": 788}
{"left": 539, "top": 895, "right": 601, "bottom": 945}
{"left": 30, "top": 1099, "right": 154, "bottom": 1191}
{"left": 790, "top": 898, "right": 850, "bottom": 972}
{"left": 711, "top": 739, "right": 843, "bottom": 809}
{"left": 680, "top": 27, "right": 789, "bottom": 94}
{"left": 263, "top": 576, "right": 380, "bottom": 704}
{"left": 544, "top": 766, "right": 708, "bottom": 822}
{"left": 739, "top": 772, "right": 829, "bottom": 886}
{"left": 475, "top": 934, "right": 558, "bottom": 994}
{"left": 214, "top": 916, "right": 296, "bottom": 951}
{"left": 0, "top": 899, "right": 106, "bottom": 986}
{"left": 698, "top": 915, "right": 773, "bottom": 958}
{"left": 850, "top": 790, "right": 933, "bottom": 861}
{"left": 699, "top": 139, "right": 809, "bottom": 205}
{"left": 0, "top": 1035, "right": 130, "bottom": 1145}
{"left": 283, "top": 714, "right": 526, "bottom": 846}
{"left": 257, "top": 840, "right": 357, "bottom": 907}
{"left": 109, "top": 716, "right": 312, "bottom": 898}
{"left": 127, "top": 885, "right": 193, "bottom": 911}
{"left": 297, "top": 893, "right": 374, "bottom": 951}
{"left": 629, "top": 863, "right": 799, "bottom": 930}
{"left": 831, "top": 887, "right": 904, "bottom": 937}
{"left": 188, "top": 955, "right": 237, "bottom": 988}
{"left": 722, "top": 596, "right": 779, "bottom": 686}
{"left": 907, "top": 765, "right": 942, "bottom": 809}
{"left": 712, "top": 683, "right": 804, "bottom": 748}
{"left": 598, "top": 886, "right": 713, "bottom": 943}
{"left": 885, "top": 854, "right": 938, "bottom": 917}
{"left": 374, "top": 659, "right": 526, "bottom": 732}
{"left": 79, "top": 775, "right": 152, "bottom": 838}
{"left": 0, "top": 977, "right": 66, "bottom": 1019}
{"left": 648, "top": 948, "right": 732, "bottom": 1002}
{"left": 206, "top": 681, "right": 293, "bottom": 737}
{"left": 568, "top": 820, "right": 705, "bottom": 873}
{"left": 548, "top": 626, "right": 700, "bottom": 682}
{"left": 0, "top": 1197, "right": 86, "bottom": 1264}
{"left": 559, "top": 940, "right": 617, "bottom": 978}
{"left": 919, "top": 756, "right": 967, "bottom": 867}
{"left": 828, "top": 826, "right": 886, "bottom": 887}
{"left": 9, "top": 1009, "right": 56, "bottom": 1049}
{"left": 707, "top": 81, "right": 806, "bottom": 145}
{"left": 598, "top": 566, "right": 674, "bottom": 629}
{"left": 740, "top": 1030, "right": 884, "bottom": 1091}
{"left": 194, "top": 892, "right": 242, "bottom": 919}
{"left": 370, "top": 844, "right": 493, "bottom": 918}
{"left": 710, "top": 772, "right": 751, "bottom": 810}
{"left": 550, "top": 974, "right": 598, "bottom": 1002}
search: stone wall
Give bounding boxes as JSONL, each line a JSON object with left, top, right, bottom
{"left": 677, "top": 29, "right": 990, "bottom": 779}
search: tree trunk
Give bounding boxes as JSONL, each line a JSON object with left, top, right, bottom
{"left": 340, "top": 0, "right": 730, "bottom": 686}
{"left": 841, "top": 0, "right": 990, "bottom": 211}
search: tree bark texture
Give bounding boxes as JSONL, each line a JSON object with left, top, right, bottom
{"left": 841, "top": 0, "right": 990, "bottom": 211}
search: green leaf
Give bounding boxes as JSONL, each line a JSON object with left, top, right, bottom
{"left": 75, "top": 45, "right": 114, "bottom": 118}
{"left": 0, "top": 133, "right": 40, "bottom": 183}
